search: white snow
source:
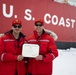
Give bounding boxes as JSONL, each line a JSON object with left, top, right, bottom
{"left": 52, "top": 47, "right": 76, "bottom": 75}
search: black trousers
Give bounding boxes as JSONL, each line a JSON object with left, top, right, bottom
{"left": 27, "top": 73, "right": 32, "bottom": 75}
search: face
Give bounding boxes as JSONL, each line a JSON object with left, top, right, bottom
{"left": 34, "top": 22, "right": 44, "bottom": 33}
{"left": 12, "top": 24, "right": 22, "bottom": 34}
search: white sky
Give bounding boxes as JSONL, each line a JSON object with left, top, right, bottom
{"left": 52, "top": 48, "right": 76, "bottom": 75}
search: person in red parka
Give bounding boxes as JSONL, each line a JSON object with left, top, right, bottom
{"left": 27, "top": 19, "right": 58, "bottom": 75}
{"left": 0, "top": 19, "right": 27, "bottom": 75}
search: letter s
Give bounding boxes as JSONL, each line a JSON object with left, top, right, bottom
{"left": 24, "top": 9, "right": 32, "bottom": 21}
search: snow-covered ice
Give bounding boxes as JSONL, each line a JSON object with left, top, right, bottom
{"left": 53, "top": 47, "right": 76, "bottom": 75}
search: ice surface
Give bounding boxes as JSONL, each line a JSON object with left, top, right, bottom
{"left": 53, "top": 47, "right": 76, "bottom": 75}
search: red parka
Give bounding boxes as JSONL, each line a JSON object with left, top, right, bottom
{"left": 0, "top": 30, "right": 27, "bottom": 75}
{"left": 28, "top": 30, "right": 58, "bottom": 75}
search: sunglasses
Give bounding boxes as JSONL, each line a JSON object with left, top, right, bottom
{"left": 13, "top": 25, "right": 22, "bottom": 28}
{"left": 35, "top": 24, "right": 43, "bottom": 27}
